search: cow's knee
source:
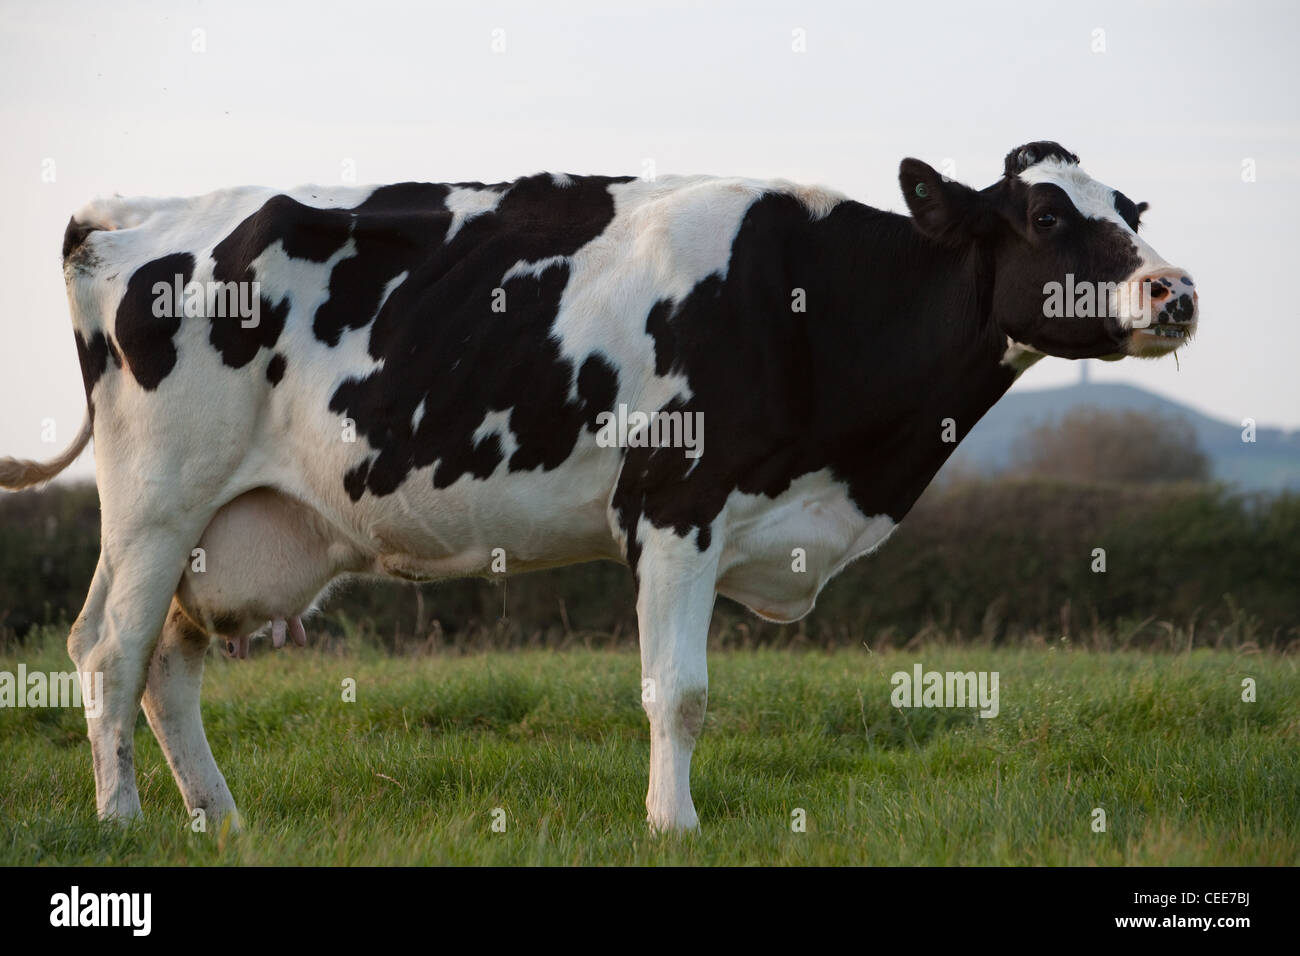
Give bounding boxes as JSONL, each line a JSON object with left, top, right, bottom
{"left": 644, "top": 685, "right": 708, "bottom": 741}
{"left": 675, "top": 687, "right": 708, "bottom": 741}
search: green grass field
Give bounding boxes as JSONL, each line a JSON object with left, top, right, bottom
{"left": 1, "top": 628, "right": 1296, "bottom": 865}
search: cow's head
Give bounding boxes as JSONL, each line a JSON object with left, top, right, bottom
{"left": 899, "top": 141, "right": 1197, "bottom": 361}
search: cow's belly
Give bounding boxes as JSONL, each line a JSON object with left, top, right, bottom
{"left": 716, "top": 472, "right": 896, "bottom": 623}
{"left": 363, "top": 481, "right": 621, "bottom": 582}
{"left": 179, "top": 468, "right": 623, "bottom": 638}
{"left": 292, "top": 439, "right": 626, "bottom": 581}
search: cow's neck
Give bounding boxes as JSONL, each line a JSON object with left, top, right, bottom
{"left": 808, "top": 204, "right": 1017, "bottom": 521}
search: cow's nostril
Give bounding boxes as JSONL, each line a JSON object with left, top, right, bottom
{"left": 1165, "top": 294, "right": 1197, "bottom": 322}
{"left": 1150, "top": 286, "right": 1169, "bottom": 300}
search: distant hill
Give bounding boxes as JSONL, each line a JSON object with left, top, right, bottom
{"left": 946, "top": 381, "right": 1300, "bottom": 491}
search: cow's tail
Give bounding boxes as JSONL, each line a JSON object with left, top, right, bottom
{"left": 0, "top": 412, "right": 93, "bottom": 489}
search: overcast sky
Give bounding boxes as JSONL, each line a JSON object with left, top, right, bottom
{"left": 1, "top": 0, "right": 1296, "bottom": 479}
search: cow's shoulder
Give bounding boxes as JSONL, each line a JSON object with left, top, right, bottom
{"left": 605, "top": 174, "right": 849, "bottom": 249}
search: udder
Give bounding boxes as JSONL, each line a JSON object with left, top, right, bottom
{"left": 174, "top": 487, "right": 368, "bottom": 657}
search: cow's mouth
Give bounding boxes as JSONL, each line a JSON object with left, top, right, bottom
{"left": 1138, "top": 325, "right": 1190, "bottom": 340}
{"left": 1127, "top": 322, "right": 1195, "bottom": 357}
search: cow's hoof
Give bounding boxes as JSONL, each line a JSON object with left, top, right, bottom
{"left": 646, "top": 810, "right": 700, "bottom": 834}
{"left": 98, "top": 803, "right": 144, "bottom": 826}
{"left": 189, "top": 805, "right": 241, "bottom": 835}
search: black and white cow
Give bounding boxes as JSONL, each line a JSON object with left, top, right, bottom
{"left": 0, "top": 141, "right": 1197, "bottom": 831}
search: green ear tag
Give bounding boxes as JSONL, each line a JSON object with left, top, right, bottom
{"left": 914, "top": 183, "right": 929, "bottom": 199}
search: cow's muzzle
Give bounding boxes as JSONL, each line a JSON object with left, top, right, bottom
{"left": 1127, "top": 268, "right": 1197, "bottom": 356}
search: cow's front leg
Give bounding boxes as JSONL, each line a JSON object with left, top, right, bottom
{"left": 634, "top": 527, "right": 720, "bottom": 833}
{"left": 142, "top": 601, "right": 238, "bottom": 828}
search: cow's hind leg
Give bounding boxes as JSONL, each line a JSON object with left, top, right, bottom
{"left": 70, "top": 512, "right": 215, "bottom": 821}
{"left": 141, "top": 601, "right": 237, "bottom": 828}
{"left": 635, "top": 528, "right": 720, "bottom": 832}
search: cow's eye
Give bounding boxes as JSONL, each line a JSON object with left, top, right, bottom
{"left": 1034, "top": 213, "right": 1058, "bottom": 230}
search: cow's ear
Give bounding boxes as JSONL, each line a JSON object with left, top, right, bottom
{"left": 899, "top": 158, "right": 984, "bottom": 242}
